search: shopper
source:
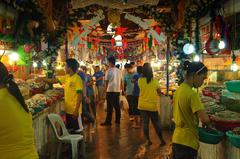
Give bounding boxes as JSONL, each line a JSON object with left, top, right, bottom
{"left": 38, "top": 58, "right": 83, "bottom": 132}
{"left": 85, "top": 68, "right": 96, "bottom": 118}
{"left": 124, "top": 63, "right": 135, "bottom": 121}
{"left": 132, "top": 66, "right": 142, "bottom": 128}
{"left": 93, "top": 66, "right": 104, "bottom": 106}
{"left": 101, "top": 56, "right": 123, "bottom": 126}
{"left": 172, "top": 61, "right": 210, "bottom": 159}
{"left": 0, "top": 62, "right": 38, "bottom": 159}
{"left": 138, "top": 63, "right": 166, "bottom": 146}
{"left": 78, "top": 66, "right": 95, "bottom": 129}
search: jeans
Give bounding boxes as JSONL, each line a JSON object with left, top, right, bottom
{"left": 105, "top": 92, "right": 121, "bottom": 123}
{"left": 172, "top": 143, "right": 197, "bottom": 159}
{"left": 141, "top": 110, "right": 164, "bottom": 141}
{"left": 89, "top": 95, "right": 96, "bottom": 117}
{"left": 82, "top": 100, "right": 95, "bottom": 123}
{"left": 126, "top": 95, "right": 134, "bottom": 116}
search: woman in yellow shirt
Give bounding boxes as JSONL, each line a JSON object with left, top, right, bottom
{"left": 0, "top": 62, "right": 38, "bottom": 159}
{"left": 138, "top": 63, "right": 166, "bottom": 146}
{"left": 172, "top": 61, "right": 210, "bottom": 159}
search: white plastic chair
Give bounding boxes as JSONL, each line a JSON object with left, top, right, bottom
{"left": 48, "top": 113, "right": 86, "bottom": 159}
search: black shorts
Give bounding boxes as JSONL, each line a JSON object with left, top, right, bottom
{"left": 65, "top": 113, "right": 79, "bottom": 132}
{"left": 172, "top": 143, "right": 197, "bottom": 159}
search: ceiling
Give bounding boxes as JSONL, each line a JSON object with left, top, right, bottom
{"left": 68, "top": 0, "right": 180, "bottom": 46}
{"left": 71, "top": 0, "right": 160, "bottom": 10}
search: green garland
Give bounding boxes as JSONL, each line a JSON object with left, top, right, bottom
{"left": 1, "top": 0, "right": 45, "bottom": 45}
{"left": 138, "top": 5, "right": 174, "bottom": 36}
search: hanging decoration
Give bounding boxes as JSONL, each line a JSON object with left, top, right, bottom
{"left": 37, "top": 0, "right": 55, "bottom": 32}
{"left": 107, "top": 9, "right": 121, "bottom": 27}
{"left": 23, "top": 44, "right": 33, "bottom": 53}
{"left": 123, "top": 38, "right": 127, "bottom": 49}
{"left": 148, "top": 35, "right": 152, "bottom": 49}
{"left": 71, "top": 9, "right": 105, "bottom": 47}
{"left": 137, "top": 5, "right": 173, "bottom": 36}
{"left": 124, "top": 13, "right": 166, "bottom": 44}
{"left": 111, "top": 38, "right": 115, "bottom": 49}
{"left": 115, "top": 27, "right": 127, "bottom": 36}
{"left": 87, "top": 41, "right": 92, "bottom": 49}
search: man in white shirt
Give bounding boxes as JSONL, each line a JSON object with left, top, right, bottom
{"left": 101, "top": 56, "right": 123, "bottom": 126}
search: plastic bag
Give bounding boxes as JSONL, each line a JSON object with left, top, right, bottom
{"left": 120, "top": 95, "right": 129, "bottom": 110}
{"left": 104, "top": 100, "right": 107, "bottom": 111}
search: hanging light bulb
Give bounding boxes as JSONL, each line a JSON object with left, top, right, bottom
{"left": 218, "top": 40, "right": 226, "bottom": 49}
{"left": 183, "top": 43, "right": 195, "bottom": 55}
{"left": 193, "top": 55, "right": 200, "bottom": 62}
{"left": 42, "top": 60, "right": 47, "bottom": 66}
{"left": 231, "top": 62, "right": 238, "bottom": 72}
{"left": 33, "top": 61, "right": 38, "bottom": 68}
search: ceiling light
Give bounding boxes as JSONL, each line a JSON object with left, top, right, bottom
{"left": 183, "top": 43, "right": 195, "bottom": 55}
{"left": 193, "top": 55, "right": 200, "bottom": 62}
{"left": 231, "top": 62, "right": 238, "bottom": 72}
{"left": 218, "top": 40, "right": 226, "bottom": 49}
{"left": 33, "top": 62, "right": 38, "bottom": 68}
{"left": 9, "top": 52, "right": 19, "bottom": 62}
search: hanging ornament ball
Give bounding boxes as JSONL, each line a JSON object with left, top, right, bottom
{"left": 183, "top": 43, "right": 195, "bottom": 55}
{"left": 107, "top": 10, "right": 121, "bottom": 26}
{"left": 24, "top": 44, "right": 32, "bottom": 53}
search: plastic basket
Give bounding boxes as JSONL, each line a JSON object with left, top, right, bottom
{"left": 198, "top": 127, "right": 225, "bottom": 144}
{"left": 226, "top": 131, "right": 240, "bottom": 148}
{"left": 225, "top": 80, "right": 240, "bottom": 93}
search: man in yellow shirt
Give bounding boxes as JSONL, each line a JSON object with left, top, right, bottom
{"left": 39, "top": 58, "right": 82, "bottom": 132}
{"left": 172, "top": 61, "right": 210, "bottom": 159}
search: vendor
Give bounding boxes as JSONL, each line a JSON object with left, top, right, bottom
{"left": 172, "top": 61, "right": 211, "bottom": 159}
{"left": 38, "top": 58, "right": 83, "bottom": 132}
{"left": 0, "top": 62, "right": 38, "bottom": 159}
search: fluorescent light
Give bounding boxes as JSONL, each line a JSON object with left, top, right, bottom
{"left": 9, "top": 52, "right": 19, "bottom": 62}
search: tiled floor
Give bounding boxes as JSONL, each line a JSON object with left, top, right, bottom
{"left": 58, "top": 105, "right": 173, "bottom": 159}
{"left": 83, "top": 106, "right": 173, "bottom": 159}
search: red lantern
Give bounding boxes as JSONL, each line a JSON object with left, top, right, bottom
{"left": 115, "top": 27, "right": 127, "bottom": 36}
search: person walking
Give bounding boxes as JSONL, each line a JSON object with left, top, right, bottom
{"left": 78, "top": 66, "right": 95, "bottom": 130}
{"left": 101, "top": 56, "right": 123, "bottom": 126}
{"left": 124, "top": 63, "right": 135, "bottom": 121}
{"left": 138, "top": 63, "right": 166, "bottom": 146}
{"left": 172, "top": 61, "right": 210, "bottom": 159}
{"left": 93, "top": 66, "right": 105, "bottom": 106}
{"left": 0, "top": 62, "right": 38, "bottom": 159}
{"left": 132, "top": 66, "right": 142, "bottom": 128}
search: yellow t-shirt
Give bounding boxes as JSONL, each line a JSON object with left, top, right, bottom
{"left": 0, "top": 88, "right": 38, "bottom": 159}
{"left": 172, "top": 83, "right": 205, "bottom": 150}
{"left": 138, "top": 78, "right": 159, "bottom": 111}
{"left": 57, "top": 73, "right": 83, "bottom": 114}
